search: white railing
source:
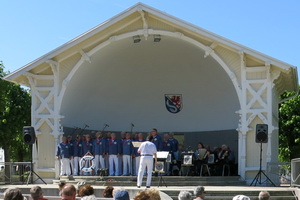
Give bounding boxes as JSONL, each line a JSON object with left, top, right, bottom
{"left": 291, "top": 158, "right": 300, "bottom": 187}
{"left": 0, "top": 162, "right": 32, "bottom": 184}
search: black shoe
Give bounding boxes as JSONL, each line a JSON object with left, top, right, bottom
{"left": 146, "top": 186, "right": 150, "bottom": 188}
{"left": 137, "top": 186, "right": 140, "bottom": 188}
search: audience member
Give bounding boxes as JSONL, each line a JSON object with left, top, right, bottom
{"left": 194, "top": 186, "right": 206, "bottom": 200}
{"left": 258, "top": 191, "right": 270, "bottom": 200}
{"left": 78, "top": 184, "right": 95, "bottom": 199}
{"left": 60, "top": 184, "right": 76, "bottom": 200}
{"left": 113, "top": 188, "right": 130, "bottom": 200}
{"left": 4, "top": 188, "right": 24, "bottom": 200}
{"left": 103, "top": 186, "right": 114, "bottom": 198}
{"left": 232, "top": 195, "right": 250, "bottom": 200}
{"left": 30, "top": 186, "right": 48, "bottom": 200}
{"left": 178, "top": 191, "right": 192, "bottom": 200}
{"left": 58, "top": 182, "right": 66, "bottom": 196}
{"left": 146, "top": 188, "right": 161, "bottom": 200}
{"left": 134, "top": 190, "right": 150, "bottom": 200}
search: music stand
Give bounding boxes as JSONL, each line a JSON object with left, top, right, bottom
{"left": 155, "top": 151, "right": 169, "bottom": 187}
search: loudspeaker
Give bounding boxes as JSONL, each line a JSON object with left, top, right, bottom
{"left": 255, "top": 124, "right": 268, "bottom": 143}
{"left": 23, "top": 126, "right": 36, "bottom": 144}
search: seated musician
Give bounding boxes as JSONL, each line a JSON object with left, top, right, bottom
{"left": 193, "top": 142, "right": 210, "bottom": 175}
{"left": 217, "top": 144, "right": 235, "bottom": 175}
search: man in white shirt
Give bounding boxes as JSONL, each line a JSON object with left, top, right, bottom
{"left": 137, "top": 135, "right": 157, "bottom": 188}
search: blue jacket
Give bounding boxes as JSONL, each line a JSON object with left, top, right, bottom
{"left": 73, "top": 141, "right": 83, "bottom": 157}
{"left": 169, "top": 138, "right": 178, "bottom": 152}
{"left": 93, "top": 138, "right": 106, "bottom": 155}
{"left": 68, "top": 140, "right": 74, "bottom": 156}
{"left": 122, "top": 139, "right": 134, "bottom": 155}
{"left": 162, "top": 140, "right": 173, "bottom": 152}
{"left": 152, "top": 135, "right": 163, "bottom": 151}
{"left": 56, "top": 142, "right": 71, "bottom": 158}
{"left": 108, "top": 139, "right": 122, "bottom": 155}
{"left": 82, "top": 140, "right": 94, "bottom": 155}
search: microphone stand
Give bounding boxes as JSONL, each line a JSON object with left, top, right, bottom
{"left": 102, "top": 124, "right": 109, "bottom": 132}
{"left": 79, "top": 124, "right": 89, "bottom": 135}
{"left": 130, "top": 123, "right": 134, "bottom": 135}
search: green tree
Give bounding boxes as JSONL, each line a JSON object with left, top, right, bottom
{"left": 0, "top": 62, "right": 31, "bottom": 162}
{"left": 279, "top": 86, "right": 300, "bottom": 162}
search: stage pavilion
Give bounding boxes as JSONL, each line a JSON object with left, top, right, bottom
{"left": 3, "top": 3, "right": 298, "bottom": 183}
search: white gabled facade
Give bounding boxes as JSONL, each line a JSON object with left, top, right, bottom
{"left": 3, "top": 3, "right": 297, "bottom": 182}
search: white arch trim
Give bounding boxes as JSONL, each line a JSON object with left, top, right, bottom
{"left": 57, "top": 29, "right": 242, "bottom": 111}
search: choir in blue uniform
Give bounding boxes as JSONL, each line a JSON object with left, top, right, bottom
{"left": 56, "top": 129, "right": 236, "bottom": 177}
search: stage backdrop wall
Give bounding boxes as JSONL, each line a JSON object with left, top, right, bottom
{"left": 60, "top": 36, "right": 240, "bottom": 132}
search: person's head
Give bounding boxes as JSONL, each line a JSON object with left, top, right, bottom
{"left": 61, "top": 184, "right": 76, "bottom": 200}
{"left": 146, "top": 135, "right": 153, "bottom": 141}
{"left": 178, "top": 144, "right": 184, "bottom": 150}
{"left": 146, "top": 188, "right": 160, "bottom": 200}
{"left": 76, "top": 134, "right": 81, "bottom": 142}
{"left": 258, "top": 191, "right": 270, "bottom": 200}
{"left": 67, "top": 135, "right": 72, "bottom": 142}
{"left": 58, "top": 182, "right": 66, "bottom": 191}
{"left": 194, "top": 186, "right": 206, "bottom": 198}
{"left": 151, "top": 128, "right": 158, "bottom": 136}
{"left": 126, "top": 133, "right": 131, "bottom": 139}
{"left": 85, "top": 134, "right": 91, "bottom": 142}
{"left": 78, "top": 184, "right": 94, "bottom": 197}
{"left": 113, "top": 188, "right": 130, "bottom": 200}
{"left": 111, "top": 132, "right": 116, "bottom": 139}
{"left": 30, "top": 186, "right": 43, "bottom": 200}
{"left": 103, "top": 186, "right": 114, "bottom": 198}
{"left": 121, "top": 132, "right": 126, "bottom": 139}
{"left": 163, "top": 133, "right": 169, "bottom": 141}
{"left": 197, "top": 142, "right": 204, "bottom": 149}
{"left": 4, "top": 188, "right": 24, "bottom": 200}
{"left": 96, "top": 132, "right": 102, "bottom": 139}
{"left": 138, "top": 133, "right": 144, "bottom": 140}
{"left": 134, "top": 190, "right": 150, "bottom": 200}
{"left": 221, "top": 144, "right": 228, "bottom": 151}
{"left": 232, "top": 195, "right": 250, "bottom": 200}
{"left": 62, "top": 136, "right": 67, "bottom": 143}
{"left": 168, "top": 132, "right": 174, "bottom": 138}
{"left": 178, "top": 191, "right": 192, "bottom": 200}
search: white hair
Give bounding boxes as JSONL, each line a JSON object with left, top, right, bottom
{"left": 178, "top": 191, "right": 192, "bottom": 200}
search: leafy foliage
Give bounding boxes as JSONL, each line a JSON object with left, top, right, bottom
{"left": 0, "top": 62, "right": 31, "bottom": 161}
{"left": 279, "top": 86, "right": 300, "bottom": 162}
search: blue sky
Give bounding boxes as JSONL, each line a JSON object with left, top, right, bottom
{"left": 1, "top": 0, "right": 299, "bottom": 81}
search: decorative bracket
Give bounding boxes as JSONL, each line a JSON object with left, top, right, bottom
{"left": 80, "top": 49, "right": 91, "bottom": 63}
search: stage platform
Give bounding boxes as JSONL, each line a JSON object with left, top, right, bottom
{"left": 1, "top": 175, "right": 297, "bottom": 199}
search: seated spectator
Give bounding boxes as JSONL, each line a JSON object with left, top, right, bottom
{"left": 103, "top": 186, "right": 114, "bottom": 198}
{"left": 78, "top": 184, "right": 96, "bottom": 200}
{"left": 146, "top": 188, "right": 161, "bottom": 200}
{"left": 232, "top": 195, "right": 250, "bottom": 200}
{"left": 134, "top": 190, "right": 150, "bottom": 200}
{"left": 113, "top": 189, "right": 130, "bottom": 200}
{"left": 4, "top": 188, "right": 24, "bottom": 200}
{"left": 178, "top": 191, "right": 192, "bottom": 200}
{"left": 30, "top": 186, "right": 48, "bottom": 200}
{"left": 258, "top": 191, "right": 270, "bottom": 200}
{"left": 60, "top": 184, "right": 76, "bottom": 200}
{"left": 194, "top": 186, "right": 206, "bottom": 200}
{"left": 58, "top": 182, "right": 66, "bottom": 196}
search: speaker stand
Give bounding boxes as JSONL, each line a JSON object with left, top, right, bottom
{"left": 250, "top": 143, "right": 275, "bottom": 186}
{"left": 157, "top": 172, "right": 167, "bottom": 187}
{"left": 25, "top": 147, "right": 47, "bottom": 185}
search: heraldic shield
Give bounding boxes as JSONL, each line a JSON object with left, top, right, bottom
{"left": 164, "top": 94, "right": 183, "bottom": 114}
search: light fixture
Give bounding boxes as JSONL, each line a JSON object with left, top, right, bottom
{"left": 154, "top": 34, "right": 161, "bottom": 42}
{"left": 133, "top": 35, "right": 141, "bottom": 43}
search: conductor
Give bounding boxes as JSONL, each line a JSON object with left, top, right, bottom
{"left": 137, "top": 135, "right": 157, "bottom": 188}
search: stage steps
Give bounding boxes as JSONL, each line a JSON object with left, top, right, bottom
{"left": 54, "top": 175, "right": 247, "bottom": 187}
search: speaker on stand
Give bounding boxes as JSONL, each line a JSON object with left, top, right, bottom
{"left": 23, "top": 126, "right": 47, "bottom": 185}
{"left": 251, "top": 124, "right": 275, "bottom": 186}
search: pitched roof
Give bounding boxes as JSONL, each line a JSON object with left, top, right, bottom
{"left": 3, "top": 2, "right": 298, "bottom": 93}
